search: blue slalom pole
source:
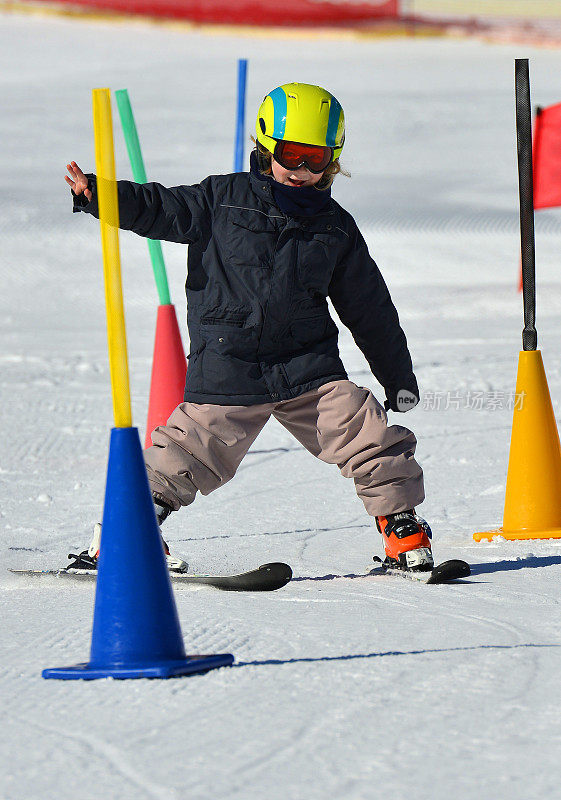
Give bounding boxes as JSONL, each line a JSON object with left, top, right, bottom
{"left": 234, "top": 58, "right": 248, "bottom": 172}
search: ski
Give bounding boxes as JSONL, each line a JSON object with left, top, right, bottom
{"left": 8, "top": 562, "right": 293, "bottom": 592}
{"left": 174, "top": 562, "right": 292, "bottom": 591}
{"left": 370, "top": 557, "right": 471, "bottom": 584}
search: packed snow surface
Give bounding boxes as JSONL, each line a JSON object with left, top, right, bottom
{"left": 1, "top": 12, "right": 561, "bottom": 799}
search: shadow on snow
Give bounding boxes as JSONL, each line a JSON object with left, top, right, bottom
{"left": 233, "top": 643, "right": 560, "bottom": 669}
{"left": 469, "top": 555, "right": 561, "bottom": 575}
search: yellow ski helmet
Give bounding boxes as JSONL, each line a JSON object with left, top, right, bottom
{"left": 256, "top": 83, "right": 345, "bottom": 162}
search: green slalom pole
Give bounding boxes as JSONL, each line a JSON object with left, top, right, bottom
{"left": 114, "top": 89, "right": 171, "bottom": 306}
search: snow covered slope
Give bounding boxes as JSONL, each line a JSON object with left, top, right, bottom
{"left": 1, "top": 12, "right": 561, "bottom": 799}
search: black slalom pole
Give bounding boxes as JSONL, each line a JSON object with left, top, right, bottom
{"left": 514, "top": 58, "right": 538, "bottom": 351}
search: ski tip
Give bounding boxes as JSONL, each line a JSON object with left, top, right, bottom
{"left": 426, "top": 559, "right": 471, "bottom": 584}
{"left": 258, "top": 562, "right": 293, "bottom": 583}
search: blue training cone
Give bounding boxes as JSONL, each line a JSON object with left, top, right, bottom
{"left": 43, "top": 427, "right": 234, "bottom": 679}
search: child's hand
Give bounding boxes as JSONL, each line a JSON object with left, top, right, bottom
{"left": 65, "top": 161, "right": 92, "bottom": 202}
{"left": 384, "top": 387, "right": 419, "bottom": 413}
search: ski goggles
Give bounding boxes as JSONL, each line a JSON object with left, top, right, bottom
{"left": 273, "top": 139, "right": 333, "bottom": 174}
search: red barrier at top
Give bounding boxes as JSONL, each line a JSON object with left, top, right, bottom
{"left": 33, "top": 0, "right": 398, "bottom": 25}
{"left": 533, "top": 103, "right": 561, "bottom": 210}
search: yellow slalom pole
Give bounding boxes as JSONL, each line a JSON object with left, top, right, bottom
{"left": 92, "top": 88, "right": 132, "bottom": 428}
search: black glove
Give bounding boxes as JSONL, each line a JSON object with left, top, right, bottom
{"left": 384, "top": 377, "right": 420, "bottom": 413}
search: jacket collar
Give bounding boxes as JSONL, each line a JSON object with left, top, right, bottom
{"left": 249, "top": 151, "right": 334, "bottom": 219}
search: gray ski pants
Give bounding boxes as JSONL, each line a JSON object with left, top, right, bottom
{"left": 144, "top": 379, "right": 424, "bottom": 517}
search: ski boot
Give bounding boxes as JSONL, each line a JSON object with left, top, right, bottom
{"left": 375, "top": 510, "right": 434, "bottom": 572}
{"left": 67, "top": 500, "right": 188, "bottom": 573}
{"left": 153, "top": 500, "right": 188, "bottom": 573}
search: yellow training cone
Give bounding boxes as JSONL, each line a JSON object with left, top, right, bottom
{"left": 474, "top": 350, "right": 561, "bottom": 541}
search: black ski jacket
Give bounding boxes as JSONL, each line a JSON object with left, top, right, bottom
{"left": 73, "top": 170, "right": 418, "bottom": 405}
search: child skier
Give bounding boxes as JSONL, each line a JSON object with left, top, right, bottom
{"left": 66, "top": 82, "right": 432, "bottom": 575}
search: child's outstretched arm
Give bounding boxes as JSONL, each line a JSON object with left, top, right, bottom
{"left": 65, "top": 161, "right": 92, "bottom": 202}
{"left": 66, "top": 165, "right": 213, "bottom": 245}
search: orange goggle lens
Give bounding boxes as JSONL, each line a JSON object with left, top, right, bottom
{"left": 273, "top": 140, "right": 333, "bottom": 174}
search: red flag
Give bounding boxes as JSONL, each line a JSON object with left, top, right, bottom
{"left": 533, "top": 102, "right": 561, "bottom": 209}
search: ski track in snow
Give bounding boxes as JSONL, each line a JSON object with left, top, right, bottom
{"left": 2, "top": 13, "right": 561, "bottom": 800}
{"left": 15, "top": 715, "right": 177, "bottom": 800}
